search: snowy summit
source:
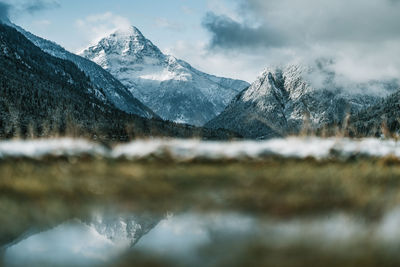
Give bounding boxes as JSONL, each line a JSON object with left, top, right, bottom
{"left": 81, "top": 26, "right": 249, "bottom": 126}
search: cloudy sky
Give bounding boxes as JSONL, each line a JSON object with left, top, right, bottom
{"left": 2, "top": 0, "right": 400, "bottom": 83}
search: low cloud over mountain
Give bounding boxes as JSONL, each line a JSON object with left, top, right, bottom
{"left": 203, "top": 0, "right": 400, "bottom": 86}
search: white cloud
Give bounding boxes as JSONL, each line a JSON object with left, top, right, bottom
{"left": 75, "top": 12, "right": 131, "bottom": 52}
{"left": 201, "top": 0, "right": 400, "bottom": 85}
{"left": 206, "top": 0, "right": 242, "bottom": 22}
{"left": 165, "top": 40, "right": 276, "bottom": 82}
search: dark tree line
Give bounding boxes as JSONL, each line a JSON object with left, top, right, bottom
{"left": 345, "top": 91, "right": 400, "bottom": 138}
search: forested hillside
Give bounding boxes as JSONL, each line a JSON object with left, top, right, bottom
{"left": 346, "top": 90, "right": 400, "bottom": 137}
{"left": 0, "top": 23, "right": 239, "bottom": 141}
{"left": 15, "top": 24, "right": 157, "bottom": 118}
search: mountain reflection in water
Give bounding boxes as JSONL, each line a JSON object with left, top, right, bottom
{"left": 5, "top": 209, "right": 400, "bottom": 266}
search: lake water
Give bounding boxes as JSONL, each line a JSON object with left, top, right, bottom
{"left": 4, "top": 208, "right": 400, "bottom": 266}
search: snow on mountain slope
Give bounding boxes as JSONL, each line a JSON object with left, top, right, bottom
{"left": 12, "top": 24, "right": 156, "bottom": 119}
{"left": 206, "top": 65, "right": 397, "bottom": 139}
{"left": 80, "top": 26, "right": 249, "bottom": 126}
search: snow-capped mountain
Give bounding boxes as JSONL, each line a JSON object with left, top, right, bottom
{"left": 12, "top": 24, "right": 156, "bottom": 119}
{"left": 206, "top": 65, "right": 397, "bottom": 139}
{"left": 0, "top": 22, "right": 239, "bottom": 140}
{"left": 81, "top": 26, "right": 249, "bottom": 126}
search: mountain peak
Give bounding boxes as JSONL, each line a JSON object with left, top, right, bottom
{"left": 81, "top": 24, "right": 249, "bottom": 126}
{"left": 113, "top": 25, "right": 145, "bottom": 40}
{"left": 82, "top": 25, "right": 163, "bottom": 61}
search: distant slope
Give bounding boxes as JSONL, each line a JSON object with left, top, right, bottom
{"left": 0, "top": 22, "right": 113, "bottom": 136}
{"left": 206, "top": 65, "right": 394, "bottom": 139}
{"left": 347, "top": 90, "right": 400, "bottom": 137}
{"left": 0, "top": 23, "right": 240, "bottom": 141}
{"left": 81, "top": 26, "right": 249, "bottom": 126}
{"left": 12, "top": 24, "right": 156, "bottom": 119}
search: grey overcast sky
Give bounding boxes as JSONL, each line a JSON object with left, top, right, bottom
{"left": 1, "top": 0, "right": 400, "bottom": 83}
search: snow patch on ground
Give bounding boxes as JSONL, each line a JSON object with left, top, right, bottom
{"left": 1, "top": 137, "right": 400, "bottom": 161}
{"left": 0, "top": 139, "right": 107, "bottom": 159}
{"left": 112, "top": 137, "right": 400, "bottom": 161}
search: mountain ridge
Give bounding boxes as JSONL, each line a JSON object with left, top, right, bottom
{"left": 81, "top": 26, "right": 249, "bottom": 126}
{"left": 206, "top": 64, "right": 397, "bottom": 138}
{"left": 0, "top": 22, "right": 241, "bottom": 141}
{"left": 12, "top": 24, "right": 157, "bottom": 119}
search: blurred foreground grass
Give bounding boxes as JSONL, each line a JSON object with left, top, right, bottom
{"left": 2, "top": 157, "right": 400, "bottom": 266}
